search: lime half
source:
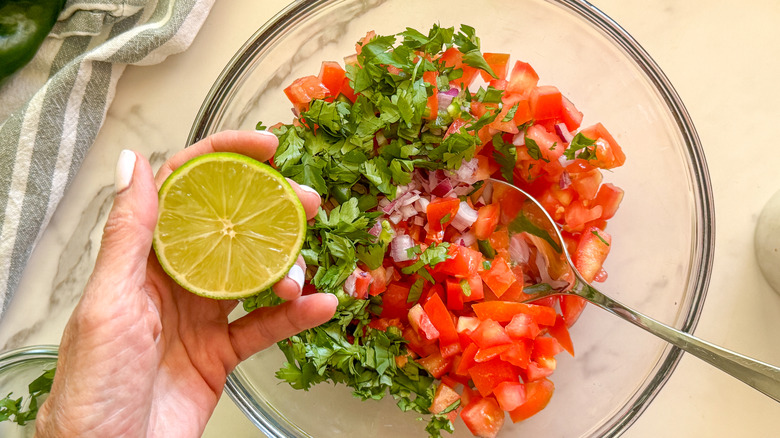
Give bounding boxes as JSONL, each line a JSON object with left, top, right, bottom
{"left": 153, "top": 152, "right": 306, "bottom": 299}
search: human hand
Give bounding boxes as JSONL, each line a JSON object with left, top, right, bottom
{"left": 35, "top": 130, "right": 337, "bottom": 437}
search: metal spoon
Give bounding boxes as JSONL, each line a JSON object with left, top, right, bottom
{"left": 485, "top": 178, "right": 780, "bottom": 402}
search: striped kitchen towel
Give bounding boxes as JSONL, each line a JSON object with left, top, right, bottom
{"left": 0, "top": 0, "right": 215, "bottom": 317}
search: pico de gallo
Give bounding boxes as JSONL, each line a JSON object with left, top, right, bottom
{"left": 244, "top": 24, "right": 625, "bottom": 438}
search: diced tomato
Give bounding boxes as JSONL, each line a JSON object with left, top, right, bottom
{"left": 318, "top": 61, "right": 346, "bottom": 97}
{"left": 480, "top": 53, "right": 510, "bottom": 81}
{"left": 530, "top": 85, "right": 564, "bottom": 122}
{"left": 506, "top": 60, "right": 539, "bottom": 95}
{"left": 367, "top": 317, "right": 402, "bottom": 332}
{"left": 469, "top": 319, "right": 512, "bottom": 349}
{"left": 493, "top": 381, "right": 527, "bottom": 411}
{"left": 508, "top": 378, "right": 554, "bottom": 423}
{"left": 439, "top": 47, "right": 479, "bottom": 88}
{"left": 455, "top": 342, "right": 479, "bottom": 376}
{"left": 435, "top": 244, "right": 482, "bottom": 278}
{"left": 461, "top": 396, "right": 505, "bottom": 438}
{"left": 561, "top": 96, "right": 583, "bottom": 131}
{"left": 524, "top": 123, "right": 565, "bottom": 162}
{"left": 563, "top": 200, "right": 603, "bottom": 233}
{"left": 505, "top": 313, "right": 541, "bottom": 339}
{"left": 445, "top": 278, "right": 465, "bottom": 311}
{"left": 368, "top": 266, "right": 387, "bottom": 296}
{"left": 592, "top": 183, "right": 624, "bottom": 220}
{"left": 500, "top": 339, "right": 532, "bottom": 369}
{"left": 574, "top": 227, "right": 611, "bottom": 283}
{"left": 569, "top": 168, "right": 603, "bottom": 201}
{"left": 579, "top": 123, "right": 626, "bottom": 169}
{"left": 407, "top": 304, "right": 440, "bottom": 341}
{"left": 403, "top": 326, "right": 438, "bottom": 357}
{"left": 463, "top": 274, "right": 485, "bottom": 303}
{"left": 474, "top": 344, "right": 512, "bottom": 363}
{"left": 479, "top": 256, "right": 516, "bottom": 297}
{"left": 532, "top": 337, "right": 563, "bottom": 358}
{"left": 548, "top": 315, "right": 575, "bottom": 356}
{"left": 473, "top": 204, "right": 500, "bottom": 240}
{"left": 338, "top": 77, "right": 357, "bottom": 102}
{"left": 468, "top": 358, "right": 519, "bottom": 397}
{"left": 380, "top": 283, "right": 412, "bottom": 319}
{"left": 472, "top": 301, "right": 557, "bottom": 326}
{"left": 423, "top": 293, "right": 460, "bottom": 346}
{"left": 440, "top": 340, "right": 463, "bottom": 359}
{"left": 525, "top": 357, "right": 556, "bottom": 382}
{"left": 560, "top": 295, "right": 588, "bottom": 328}
{"left": 427, "top": 197, "right": 460, "bottom": 237}
{"left": 457, "top": 315, "right": 480, "bottom": 333}
{"left": 283, "top": 76, "right": 331, "bottom": 111}
{"left": 417, "top": 351, "right": 453, "bottom": 379}
{"left": 351, "top": 268, "right": 371, "bottom": 299}
{"left": 431, "top": 383, "right": 461, "bottom": 415}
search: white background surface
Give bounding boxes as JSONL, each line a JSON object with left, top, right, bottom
{"left": 1, "top": 0, "right": 778, "bottom": 436}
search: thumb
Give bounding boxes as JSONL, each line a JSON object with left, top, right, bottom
{"left": 93, "top": 150, "right": 158, "bottom": 281}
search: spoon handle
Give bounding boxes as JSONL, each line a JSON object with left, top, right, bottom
{"left": 577, "top": 283, "right": 780, "bottom": 402}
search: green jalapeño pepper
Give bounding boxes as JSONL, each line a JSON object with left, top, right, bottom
{"left": 0, "top": 0, "right": 66, "bottom": 81}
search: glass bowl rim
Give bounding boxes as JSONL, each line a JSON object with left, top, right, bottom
{"left": 0, "top": 345, "right": 59, "bottom": 369}
{"left": 187, "top": 0, "right": 716, "bottom": 436}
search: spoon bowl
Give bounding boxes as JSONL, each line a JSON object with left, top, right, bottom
{"left": 487, "top": 178, "right": 780, "bottom": 402}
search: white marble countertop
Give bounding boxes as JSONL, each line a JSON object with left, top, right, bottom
{"left": 1, "top": 0, "right": 779, "bottom": 436}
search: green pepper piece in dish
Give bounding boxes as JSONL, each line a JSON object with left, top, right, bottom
{"left": 0, "top": 0, "right": 67, "bottom": 81}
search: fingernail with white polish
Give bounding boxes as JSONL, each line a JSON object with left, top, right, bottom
{"left": 254, "top": 129, "right": 278, "bottom": 138}
{"left": 115, "top": 150, "right": 136, "bottom": 193}
{"left": 299, "top": 184, "right": 319, "bottom": 196}
{"left": 287, "top": 264, "right": 304, "bottom": 291}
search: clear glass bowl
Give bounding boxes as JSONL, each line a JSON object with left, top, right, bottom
{"left": 188, "top": 0, "right": 715, "bottom": 436}
{"left": 0, "top": 345, "right": 58, "bottom": 438}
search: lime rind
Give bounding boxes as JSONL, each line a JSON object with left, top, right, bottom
{"left": 153, "top": 152, "right": 306, "bottom": 299}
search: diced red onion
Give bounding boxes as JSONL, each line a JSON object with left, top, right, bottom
{"left": 368, "top": 220, "right": 383, "bottom": 236}
{"left": 402, "top": 192, "right": 420, "bottom": 206}
{"left": 415, "top": 197, "right": 430, "bottom": 214}
{"left": 432, "top": 179, "right": 453, "bottom": 197}
{"left": 456, "top": 231, "right": 477, "bottom": 247}
{"left": 385, "top": 266, "right": 395, "bottom": 283}
{"left": 413, "top": 215, "right": 425, "bottom": 226}
{"left": 452, "top": 185, "right": 474, "bottom": 197}
{"left": 389, "top": 211, "right": 403, "bottom": 224}
{"left": 400, "top": 204, "right": 417, "bottom": 219}
{"left": 438, "top": 93, "right": 455, "bottom": 112}
{"left": 555, "top": 123, "right": 574, "bottom": 143}
{"left": 451, "top": 201, "right": 478, "bottom": 232}
{"left": 444, "top": 87, "right": 460, "bottom": 97}
{"left": 508, "top": 234, "right": 531, "bottom": 264}
{"left": 452, "top": 158, "right": 479, "bottom": 184}
{"left": 481, "top": 183, "right": 494, "bottom": 205}
{"left": 390, "top": 234, "right": 416, "bottom": 262}
{"left": 559, "top": 171, "right": 572, "bottom": 189}
{"left": 512, "top": 132, "right": 525, "bottom": 146}
{"left": 378, "top": 197, "right": 391, "bottom": 208}
{"left": 343, "top": 272, "right": 357, "bottom": 297}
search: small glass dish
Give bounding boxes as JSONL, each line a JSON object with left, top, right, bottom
{"left": 189, "top": 0, "right": 715, "bottom": 436}
{"left": 0, "top": 345, "right": 58, "bottom": 438}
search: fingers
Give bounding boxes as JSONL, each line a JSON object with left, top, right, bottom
{"left": 272, "top": 256, "right": 306, "bottom": 301}
{"left": 91, "top": 150, "right": 158, "bottom": 286}
{"left": 227, "top": 293, "right": 338, "bottom": 363}
{"left": 287, "top": 179, "right": 321, "bottom": 220}
{"left": 155, "top": 130, "right": 280, "bottom": 187}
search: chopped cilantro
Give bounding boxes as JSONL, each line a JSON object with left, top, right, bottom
{"left": 0, "top": 366, "right": 55, "bottom": 425}
{"left": 564, "top": 132, "right": 597, "bottom": 160}
{"left": 592, "top": 229, "right": 610, "bottom": 246}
